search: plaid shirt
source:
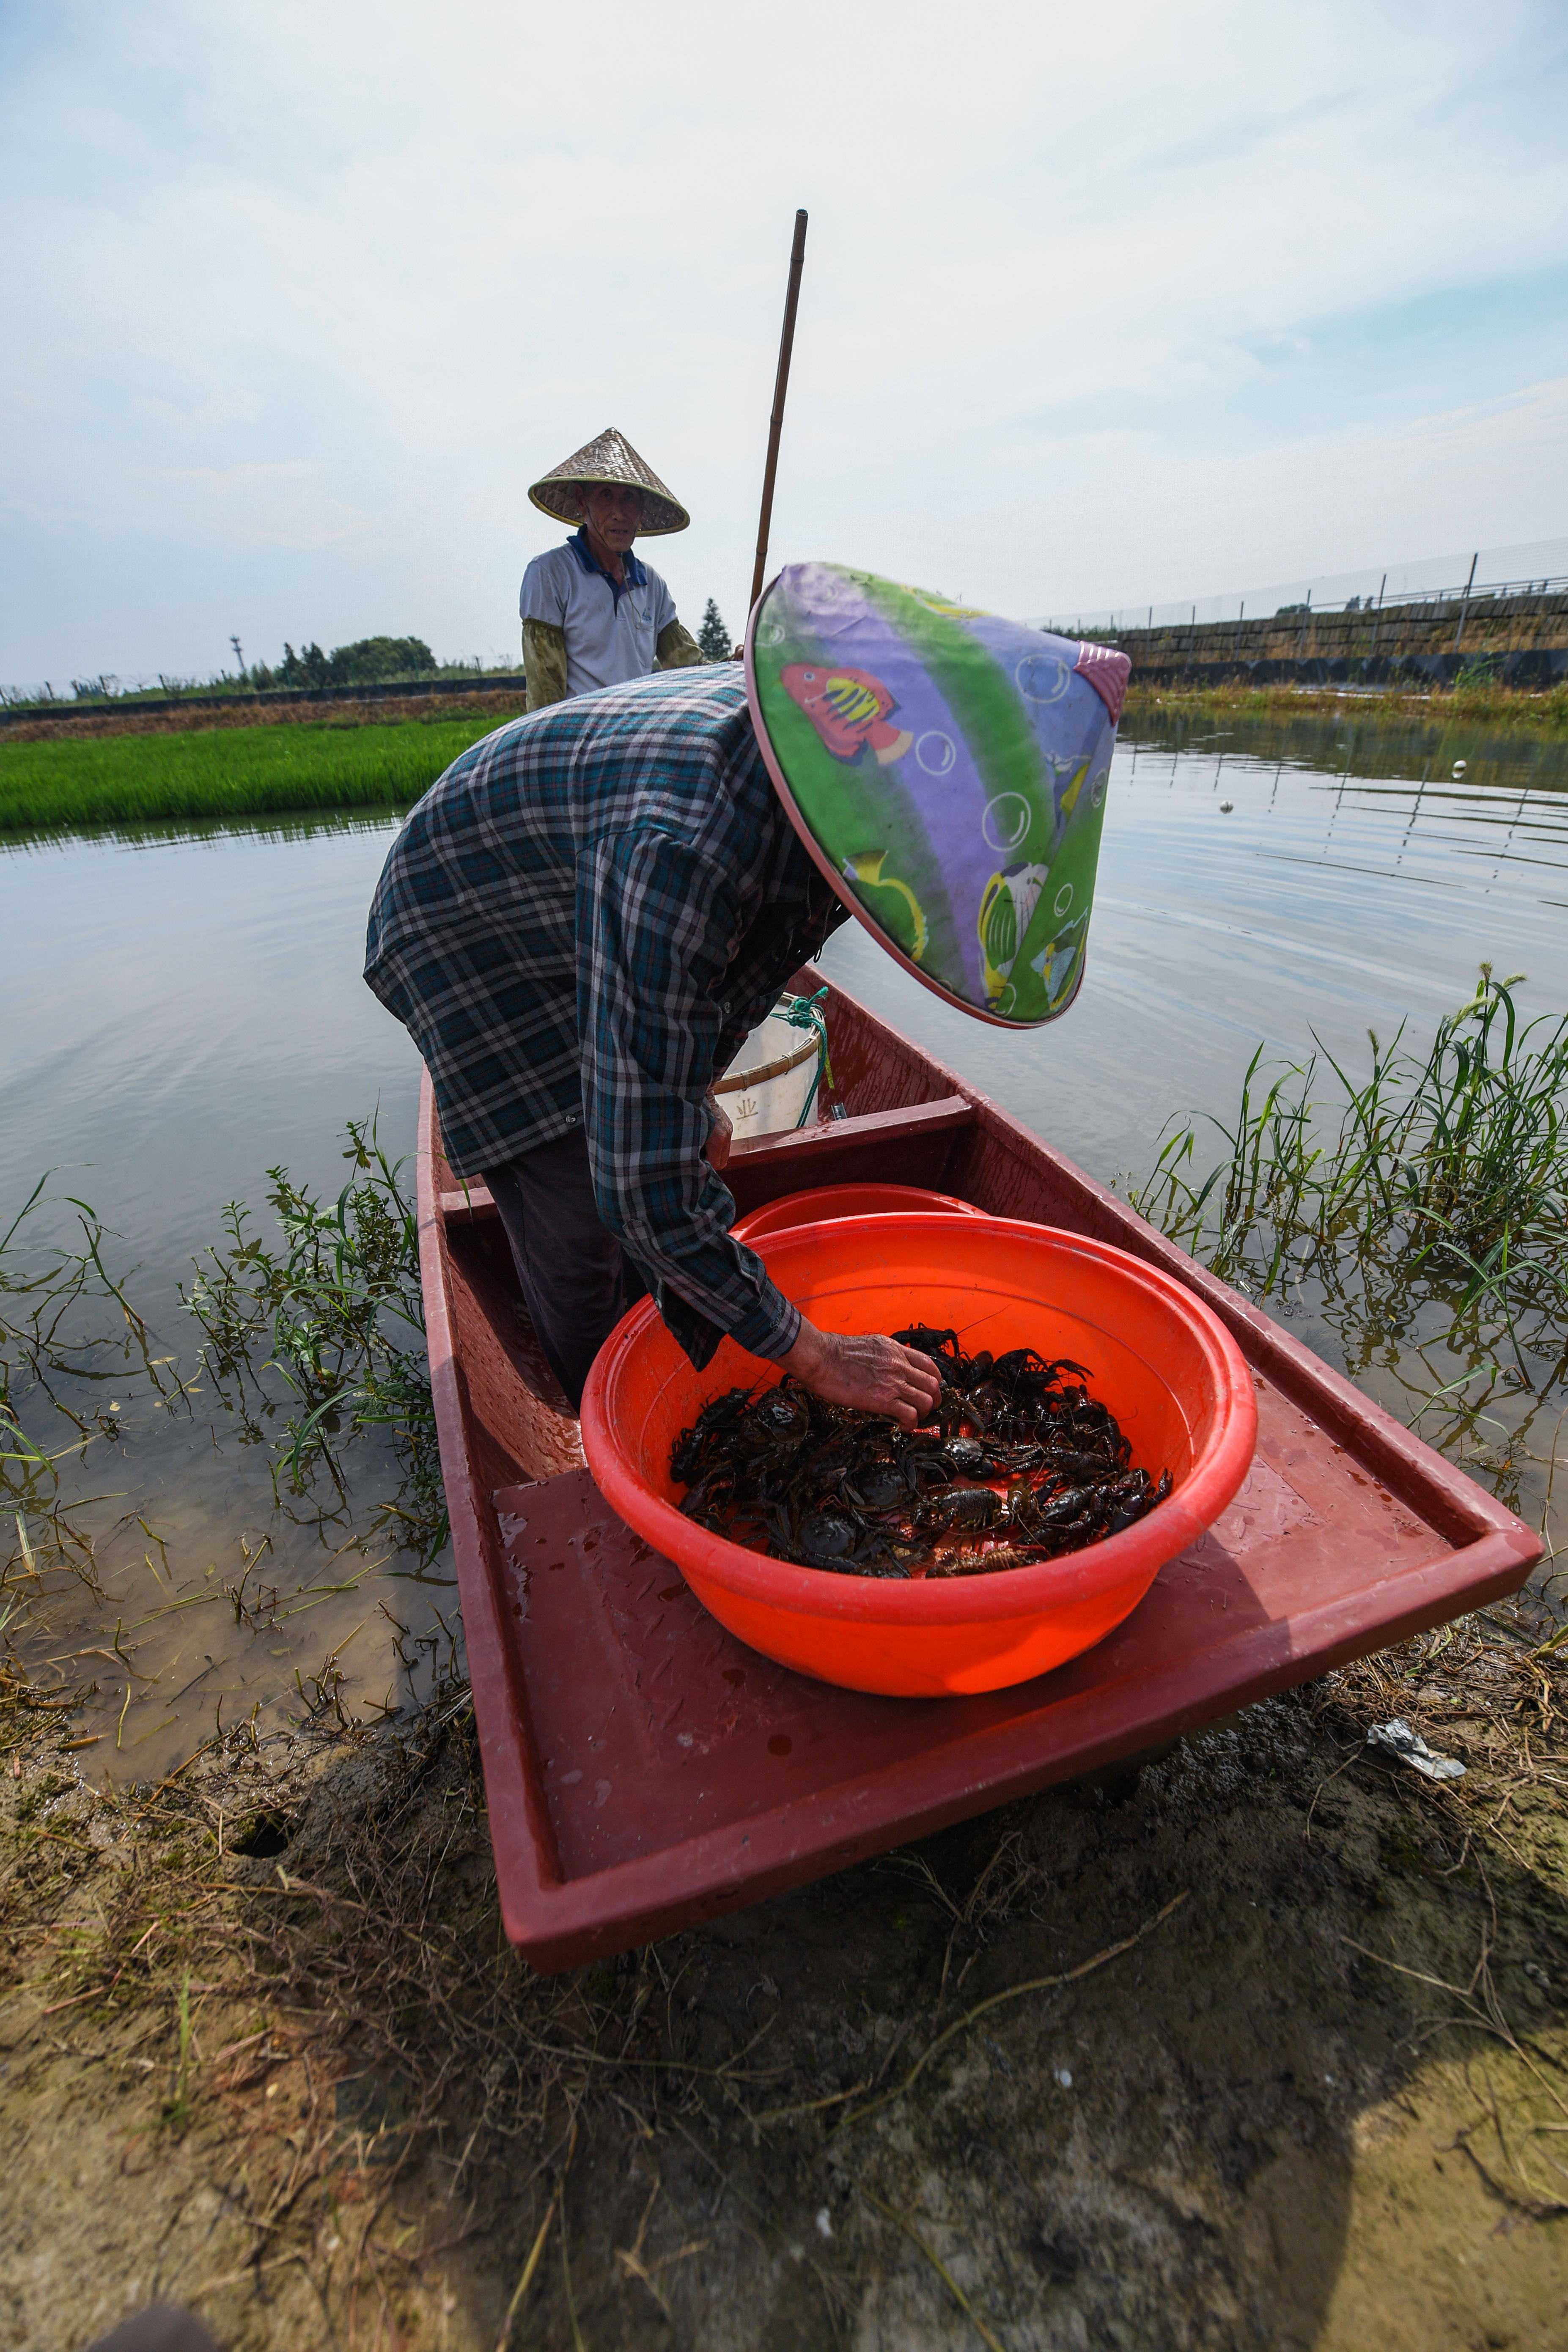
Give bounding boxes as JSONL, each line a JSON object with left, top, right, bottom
{"left": 364, "top": 668, "right": 844, "bottom": 1367}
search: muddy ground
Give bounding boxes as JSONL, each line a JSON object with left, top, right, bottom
{"left": 4, "top": 1605, "right": 1568, "bottom": 2352}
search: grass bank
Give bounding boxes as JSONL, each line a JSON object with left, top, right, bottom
{"left": 0, "top": 714, "right": 509, "bottom": 835}
{"left": 1124, "top": 676, "right": 1568, "bottom": 738}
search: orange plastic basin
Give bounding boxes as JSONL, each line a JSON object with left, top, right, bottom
{"left": 581, "top": 1215, "right": 1258, "bottom": 1697}
{"left": 733, "top": 1183, "right": 986, "bottom": 1242}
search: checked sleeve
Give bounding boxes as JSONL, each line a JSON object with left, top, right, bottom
{"left": 575, "top": 827, "right": 802, "bottom": 1372}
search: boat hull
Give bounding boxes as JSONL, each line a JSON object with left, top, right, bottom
{"left": 417, "top": 967, "right": 1541, "bottom": 1970}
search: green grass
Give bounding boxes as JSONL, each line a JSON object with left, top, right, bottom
{"left": 0, "top": 716, "right": 507, "bottom": 835}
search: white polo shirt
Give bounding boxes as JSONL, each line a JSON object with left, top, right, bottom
{"left": 519, "top": 531, "right": 679, "bottom": 700}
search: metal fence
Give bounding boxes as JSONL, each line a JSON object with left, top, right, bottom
{"left": 1032, "top": 534, "right": 1568, "bottom": 637}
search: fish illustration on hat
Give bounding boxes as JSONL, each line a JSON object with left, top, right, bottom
{"left": 780, "top": 662, "right": 914, "bottom": 767}
{"left": 845, "top": 850, "right": 928, "bottom": 962}
{"left": 978, "top": 861, "right": 1050, "bottom": 1006}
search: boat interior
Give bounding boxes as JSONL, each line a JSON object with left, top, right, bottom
{"left": 417, "top": 967, "right": 1539, "bottom": 1968}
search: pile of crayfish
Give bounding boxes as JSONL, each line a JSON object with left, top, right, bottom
{"left": 670, "top": 1324, "right": 1172, "bottom": 1578}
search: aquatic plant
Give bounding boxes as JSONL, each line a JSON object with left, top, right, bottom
{"left": 0, "top": 1131, "right": 448, "bottom": 1767}
{"left": 0, "top": 1177, "right": 179, "bottom": 1605}
{"left": 1134, "top": 970, "right": 1563, "bottom": 1289}
{"left": 1129, "top": 969, "right": 1568, "bottom": 1496}
{"left": 0, "top": 714, "right": 505, "bottom": 835}
{"left": 184, "top": 1119, "right": 447, "bottom": 1564}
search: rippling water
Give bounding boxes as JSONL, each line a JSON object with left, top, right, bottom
{"left": 4, "top": 712, "right": 1566, "bottom": 1769}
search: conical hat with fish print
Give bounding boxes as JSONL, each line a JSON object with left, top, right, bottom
{"left": 527, "top": 426, "right": 690, "bottom": 535}
{"left": 744, "top": 563, "right": 1131, "bottom": 1027}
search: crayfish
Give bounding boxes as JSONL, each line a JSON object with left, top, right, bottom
{"left": 667, "top": 1330, "right": 1173, "bottom": 1581}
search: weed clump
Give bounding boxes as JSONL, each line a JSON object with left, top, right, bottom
{"left": 1129, "top": 968, "right": 1568, "bottom": 1502}
{"left": 1, "top": 1122, "right": 449, "bottom": 1773}
{"left": 184, "top": 1118, "right": 446, "bottom": 1564}
{"left": 1, "top": 1176, "right": 181, "bottom": 1610}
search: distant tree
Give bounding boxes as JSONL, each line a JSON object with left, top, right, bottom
{"left": 275, "top": 635, "right": 436, "bottom": 690}
{"left": 327, "top": 635, "right": 437, "bottom": 684}
{"left": 277, "top": 641, "right": 332, "bottom": 689}
{"left": 697, "top": 599, "right": 732, "bottom": 661}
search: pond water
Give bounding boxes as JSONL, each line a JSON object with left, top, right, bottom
{"left": 4, "top": 709, "right": 1566, "bottom": 1772}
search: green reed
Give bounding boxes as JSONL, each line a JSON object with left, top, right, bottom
{"left": 0, "top": 715, "right": 505, "bottom": 835}
{"left": 0, "top": 1179, "right": 181, "bottom": 1601}
{"left": 184, "top": 1119, "right": 446, "bottom": 1564}
{"left": 1129, "top": 970, "right": 1568, "bottom": 1433}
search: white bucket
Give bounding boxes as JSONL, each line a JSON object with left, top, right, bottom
{"left": 715, "top": 1010, "right": 823, "bottom": 1141}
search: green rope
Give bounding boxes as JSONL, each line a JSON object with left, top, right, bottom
{"left": 775, "top": 986, "right": 833, "bottom": 1126}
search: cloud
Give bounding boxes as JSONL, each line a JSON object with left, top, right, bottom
{"left": 4, "top": 452, "right": 373, "bottom": 552}
{"left": 2, "top": 0, "right": 1566, "bottom": 674}
{"left": 869, "top": 375, "right": 1568, "bottom": 621}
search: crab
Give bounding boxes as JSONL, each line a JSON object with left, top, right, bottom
{"left": 667, "top": 1345, "right": 1172, "bottom": 1583}
{"left": 762, "top": 1500, "right": 918, "bottom": 1577}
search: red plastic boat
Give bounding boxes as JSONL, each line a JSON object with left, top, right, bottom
{"left": 417, "top": 967, "right": 1541, "bottom": 1972}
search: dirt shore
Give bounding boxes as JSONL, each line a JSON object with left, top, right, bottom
{"left": 5, "top": 1594, "right": 1568, "bottom": 2352}
{"left": 0, "top": 690, "right": 530, "bottom": 747}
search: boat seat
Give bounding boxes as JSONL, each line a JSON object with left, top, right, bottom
{"left": 437, "top": 1094, "right": 977, "bottom": 1225}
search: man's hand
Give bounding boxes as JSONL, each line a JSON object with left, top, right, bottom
{"left": 704, "top": 1090, "right": 733, "bottom": 1171}
{"left": 777, "top": 1321, "right": 943, "bottom": 1430}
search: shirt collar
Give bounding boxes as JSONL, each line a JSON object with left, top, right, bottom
{"left": 568, "top": 527, "right": 647, "bottom": 596}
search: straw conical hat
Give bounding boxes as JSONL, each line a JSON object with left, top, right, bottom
{"left": 527, "top": 427, "right": 690, "bottom": 535}
{"left": 746, "top": 563, "right": 1130, "bottom": 1028}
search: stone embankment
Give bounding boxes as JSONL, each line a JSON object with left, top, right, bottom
{"left": 1099, "top": 585, "right": 1568, "bottom": 689}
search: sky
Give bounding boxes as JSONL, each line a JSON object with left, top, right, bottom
{"left": 3, "top": 0, "right": 1566, "bottom": 685}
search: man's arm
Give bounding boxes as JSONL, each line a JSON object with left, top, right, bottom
{"left": 577, "top": 826, "right": 793, "bottom": 1355}
{"left": 654, "top": 618, "right": 704, "bottom": 670}
{"left": 577, "top": 829, "right": 939, "bottom": 1424}
{"left": 523, "top": 619, "right": 569, "bottom": 712}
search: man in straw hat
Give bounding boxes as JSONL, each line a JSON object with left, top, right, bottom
{"left": 365, "top": 563, "right": 1127, "bottom": 1428}
{"left": 520, "top": 427, "right": 705, "bottom": 711}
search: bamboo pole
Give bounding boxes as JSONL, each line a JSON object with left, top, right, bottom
{"left": 749, "top": 209, "right": 809, "bottom": 617}
{"left": 1452, "top": 550, "right": 1479, "bottom": 653}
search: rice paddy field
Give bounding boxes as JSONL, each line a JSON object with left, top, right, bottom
{"left": 0, "top": 713, "right": 505, "bottom": 833}
{"left": 5, "top": 702, "right": 1568, "bottom": 2349}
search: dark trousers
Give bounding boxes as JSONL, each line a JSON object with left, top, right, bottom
{"left": 484, "top": 1128, "right": 646, "bottom": 1415}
